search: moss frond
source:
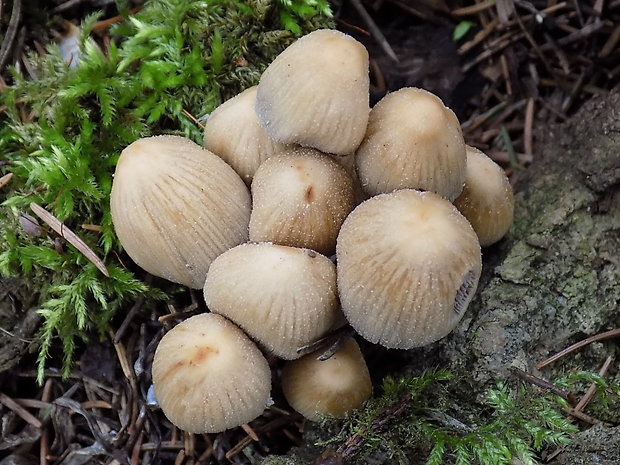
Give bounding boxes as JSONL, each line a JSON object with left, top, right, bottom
{"left": 0, "top": 0, "right": 333, "bottom": 380}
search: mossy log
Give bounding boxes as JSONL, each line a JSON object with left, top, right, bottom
{"left": 443, "top": 85, "right": 620, "bottom": 386}
{"left": 263, "top": 86, "right": 620, "bottom": 465}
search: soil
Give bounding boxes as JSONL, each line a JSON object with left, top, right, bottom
{"left": 1, "top": 1, "right": 619, "bottom": 464}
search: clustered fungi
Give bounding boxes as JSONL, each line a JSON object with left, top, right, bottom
{"left": 110, "top": 28, "right": 514, "bottom": 434}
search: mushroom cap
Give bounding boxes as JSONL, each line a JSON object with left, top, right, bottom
{"left": 203, "top": 86, "right": 290, "bottom": 185}
{"left": 249, "top": 148, "right": 355, "bottom": 255}
{"left": 453, "top": 146, "right": 514, "bottom": 247}
{"left": 355, "top": 87, "right": 466, "bottom": 201}
{"left": 204, "top": 242, "right": 342, "bottom": 360}
{"left": 336, "top": 189, "right": 482, "bottom": 349}
{"left": 110, "top": 135, "right": 251, "bottom": 289}
{"left": 152, "top": 313, "right": 271, "bottom": 433}
{"left": 255, "top": 29, "right": 370, "bottom": 155}
{"left": 281, "top": 338, "right": 372, "bottom": 421}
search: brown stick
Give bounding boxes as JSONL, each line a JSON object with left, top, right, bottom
{"left": 524, "top": 98, "right": 535, "bottom": 157}
{"left": 509, "top": 367, "right": 575, "bottom": 405}
{"left": 540, "top": 20, "right": 605, "bottom": 51}
{"left": 0, "top": 0, "right": 22, "bottom": 68}
{"left": 453, "top": 0, "right": 496, "bottom": 16}
{"left": 537, "top": 328, "right": 620, "bottom": 369}
{"left": 0, "top": 392, "right": 43, "bottom": 428}
{"left": 574, "top": 356, "right": 614, "bottom": 412}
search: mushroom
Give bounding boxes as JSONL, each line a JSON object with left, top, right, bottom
{"left": 249, "top": 148, "right": 355, "bottom": 255}
{"left": 255, "top": 29, "right": 370, "bottom": 156}
{"left": 151, "top": 313, "right": 271, "bottom": 433}
{"left": 336, "top": 189, "right": 482, "bottom": 349}
{"left": 453, "top": 146, "right": 514, "bottom": 247}
{"left": 203, "top": 86, "right": 290, "bottom": 185}
{"left": 204, "top": 242, "right": 342, "bottom": 360}
{"left": 281, "top": 338, "right": 372, "bottom": 421}
{"left": 110, "top": 135, "right": 251, "bottom": 289}
{"left": 355, "top": 87, "right": 466, "bottom": 201}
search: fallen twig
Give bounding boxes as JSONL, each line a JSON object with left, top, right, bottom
{"left": 349, "top": 0, "right": 399, "bottom": 62}
{"left": 537, "top": 328, "right": 620, "bottom": 369}
{"left": 574, "top": 356, "right": 614, "bottom": 412}
{"left": 0, "top": 0, "right": 22, "bottom": 68}
{"left": 0, "top": 392, "right": 43, "bottom": 428}
{"left": 509, "top": 367, "right": 576, "bottom": 405}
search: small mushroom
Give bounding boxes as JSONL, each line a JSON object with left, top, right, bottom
{"left": 151, "top": 313, "right": 271, "bottom": 433}
{"left": 336, "top": 189, "right": 482, "bottom": 349}
{"left": 355, "top": 87, "right": 466, "bottom": 201}
{"left": 110, "top": 135, "right": 251, "bottom": 289}
{"left": 281, "top": 338, "right": 372, "bottom": 421}
{"left": 204, "top": 242, "right": 342, "bottom": 360}
{"left": 453, "top": 146, "right": 514, "bottom": 247}
{"left": 255, "top": 29, "right": 370, "bottom": 156}
{"left": 203, "top": 86, "right": 290, "bottom": 185}
{"left": 249, "top": 148, "right": 355, "bottom": 255}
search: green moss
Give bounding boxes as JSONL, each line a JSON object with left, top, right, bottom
{"left": 0, "top": 0, "right": 333, "bottom": 380}
{"left": 267, "top": 368, "right": 619, "bottom": 465}
{"left": 322, "top": 371, "right": 578, "bottom": 465}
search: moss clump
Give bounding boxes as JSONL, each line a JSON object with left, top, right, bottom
{"left": 281, "top": 370, "right": 578, "bottom": 465}
{"left": 0, "top": 0, "right": 333, "bottom": 381}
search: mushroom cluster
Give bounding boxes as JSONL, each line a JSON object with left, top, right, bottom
{"left": 110, "top": 28, "right": 514, "bottom": 434}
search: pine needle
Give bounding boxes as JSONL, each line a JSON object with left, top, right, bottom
{"left": 30, "top": 202, "right": 109, "bottom": 277}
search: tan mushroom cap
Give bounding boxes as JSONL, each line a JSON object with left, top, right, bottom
{"left": 204, "top": 242, "right": 342, "bottom": 360}
{"left": 203, "top": 86, "right": 290, "bottom": 185}
{"left": 110, "top": 135, "right": 251, "bottom": 289}
{"left": 453, "top": 146, "right": 514, "bottom": 247}
{"left": 152, "top": 313, "right": 271, "bottom": 433}
{"left": 255, "top": 29, "right": 370, "bottom": 156}
{"left": 281, "top": 338, "right": 372, "bottom": 421}
{"left": 249, "top": 148, "right": 355, "bottom": 255}
{"left": 355, "top": 87, "right": 466, "bottom": 201}
{"left": 336, "top": 189, "right": 482, "bottom": 349}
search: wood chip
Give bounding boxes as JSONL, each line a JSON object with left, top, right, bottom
{"left": 29, "top": 202, "right": 109, "bottom": 277}
{"left": 81, "top": 224, "right": 102, "bottom": 232}
{"left": 496, "top": 0, "right": 516, "bottom": 23}
{"left": 81, "top": 400, "right": 113, "bottom": 410}
{"left": 0, "top": 172, "right": 14, "bottom": 188}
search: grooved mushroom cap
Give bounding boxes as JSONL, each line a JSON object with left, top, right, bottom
{"left": 355, "top": 87, "right": 466, "bottom": 201}
{"left": 204, "top": 242, "right": 342, "bottom": 360}
{"left": 336, "top": 189, "right": 482, "bottom": 349}
{"left": 281, "top": 338, "right": 372, "bottom": 421}
{"left": 249, "top": 148, "right": 355, "bottom": 255}
{"left": 110, "top": 135, "right": 251, "bottom": 289}
{"left": 453, "top": 146, "right": 514, "bottom": 247}
{"left": 203, "top": 86, "right": 290, "bottom": 185}
{"left": 255, "top": 29, "right": 370, "bottom": 155}
{"left": 152, "top": 313, "right": 271, "bottom": 433}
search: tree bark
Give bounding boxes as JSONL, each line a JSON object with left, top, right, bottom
{"left": 442, "top": 85, "right": 620, "bottom": 386}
